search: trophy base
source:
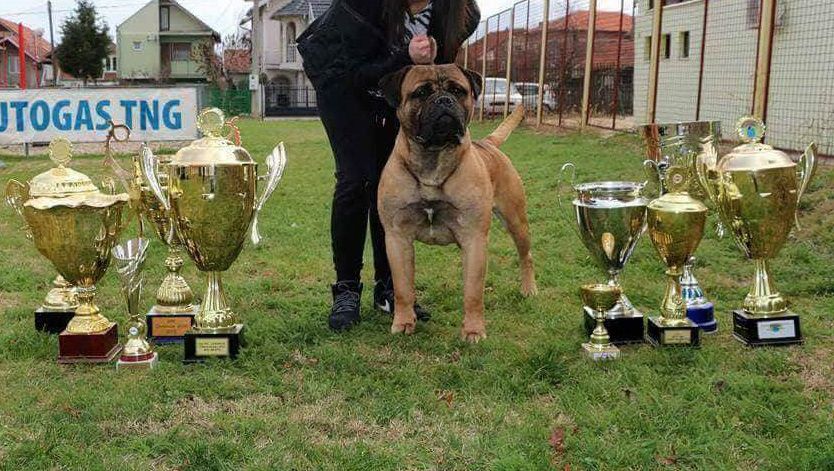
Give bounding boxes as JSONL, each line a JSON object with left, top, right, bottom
{"left": 687, "top": 302, "right": 718, "bottom": 334}
{"left": 583, "top": 307, "right": 644, "bottom": 344}
{"left": 581, "top": 342, "right": 620, "bottom": 361}
{"left": 183, "top": 324, "right": 244, "bottom": 363}
{"left": 146, "top": 305, "right": 198, "bottom": 344}
{"left": 57, "top": 323, "right": 121, "bottom": 364}
{"left": 646, "top": 317, "right": 700, "bottom": 347}
{"left": 34, "top": 308, "right": 75, "bottom": 334}
{"left": 117, "top": 352, "right": 159, "bottom": 370}
{"left": 732, "top": 310, "right": 802, "bottom": 346}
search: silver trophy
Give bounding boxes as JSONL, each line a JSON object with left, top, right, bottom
{"left": 112, "top": 238, "right": 157, "bottom": 369}
{"left": 639, "top": 121, "right": 720, "bottom": 333}
{"left": 558, "top": 163, "right": 649, "bottom": 343}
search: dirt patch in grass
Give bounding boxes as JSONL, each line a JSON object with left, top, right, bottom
{"left": 791, "top": 348, "right": 834, "bottom": 397}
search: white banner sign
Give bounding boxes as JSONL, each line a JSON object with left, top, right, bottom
{"left": 0, "top": 87, "right": 198, "bottom": 145}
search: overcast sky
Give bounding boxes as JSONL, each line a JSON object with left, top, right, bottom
{"left": 1, "top": 0, "right": 634, "bottom": 44}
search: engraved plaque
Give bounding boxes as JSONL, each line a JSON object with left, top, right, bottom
{"left": 194, "top": 337, "right": 230, "bottom": 356}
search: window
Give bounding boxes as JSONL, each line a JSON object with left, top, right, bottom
{"left": 171, "top": 43, "right": 191, "bottom": 61}
{"left": 160, "top": 6, "right": 170, "bottom": 31}
{"left": 644, "top": 36, "right": 652, "bottom": 61}
{"left": 8, "top": 57, "right": 19, "bottom": 73}
{"left": 285, "top": 22, "right": 297, "bottom": 62}
{"left": 132, "top": 41, "right": 143, "bottom": 51}
{"left": 112, "top": 56, "right": 117, "bottom": 71}
{"left": 679, "top": 31, "right": 690, "bottom": 58}
{"left": 662, "top": 33, "right": 671, "bottom": 59}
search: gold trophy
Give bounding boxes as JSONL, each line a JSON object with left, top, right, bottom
{"left": 135, "top": 150, "right": 198, "bottom": 342}
{"left": 5, "top": 138, "right": 130, "bottom": 363}
{"left": 141, "top": 108, "right": 287, "bottom": 361}
{"left": 644, "top": 161, "right": 706, "bottom": 347}
{"left": 113, "top": 237, "right": 158, "bottom": 369}
{"left": 697, "top": 117, "right": 817, "bottom": 346}
{"left": 580, "top": 283, "right": 622, "bottom": 360}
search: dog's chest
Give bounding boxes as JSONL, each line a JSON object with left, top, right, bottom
{"left": 403, "top": 198, "right": 459, "bottom": 246}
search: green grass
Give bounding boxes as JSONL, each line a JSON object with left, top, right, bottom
{"left": 0, "top": 119, "right": 833, "bottom": 470}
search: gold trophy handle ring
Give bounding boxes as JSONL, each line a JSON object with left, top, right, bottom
{"left": 251, "top": 142, "right": 288, "bottom": 246}
{"left": 556, "top": 162, "right": 581, "bottom": 239}
{"left": 4, "top": 180, "right": 33, "bottom": 240}
{"left": 794, "top": 142, "right": 818, "bottom": 230}
{"left": 222, "top": 117, "right": 242, "bottom": 147}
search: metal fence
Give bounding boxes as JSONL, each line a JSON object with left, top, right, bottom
{"left": 208, "top": 87, "right": 252, "bottom": 117}
{"left": 264, "top": 85, "right": 318, "bottom": 117}
{"left": 463, "top": 0, "right": 833, "bottom": 153}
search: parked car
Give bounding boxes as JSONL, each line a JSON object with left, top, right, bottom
{"left": 477, "top": 78, "right": 524, "bottom": 116}
{"left": 515, "top": 82, "right": 556, "bottom": 111}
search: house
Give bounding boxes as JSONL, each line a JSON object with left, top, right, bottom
{"left": 247, "top": 0, "right": 331, "bottom": 115}
{"left": 117, "top": 0, "right": 220, "bottom": 82}
{"left": 224, "top": 48, "right": 252, "bottom": 87}
{"left": 632, "top": 0, "right": 832, "bottom": 154}
{"left": 0, "top": 18, "right": 51, "bottom": 88}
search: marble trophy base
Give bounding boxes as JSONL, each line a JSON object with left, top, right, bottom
{"left": 183, "top": 324, "right": 244, "bottom": 363}
{"left": 646, "top": 317, "right": 700, "bottom": 347}
{"left": 146, "top": 304, "right": 198, "bottom": 344}
{"left": 581, "top": 342, "right": 620, "bottom": 361}
{"left": 35, "top": 308, "right": 75, "bottom": 334}
{"left": 732, "top": 310, "right": 802, "bottom": 346}
{"left": 687, "top": 302, "right": 717, "bottom": 333}
{"left": 117, "top": 352, "right": 159, "bottom": 370}
{"left": 58, "top": 323, "right": 121, "bottom": 364}
{"left": 583, "top": 307, "right": 644, "bottom": 344}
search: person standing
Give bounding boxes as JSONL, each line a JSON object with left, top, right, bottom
{"left": 298, "top": 0, "right": 481, "bottom": 331}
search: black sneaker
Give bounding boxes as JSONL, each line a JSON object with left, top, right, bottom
{"left": 374, "top": 279, "right": 431, "bottom": 322}
{"left": 329, "top": 281, "right": 362, "bottom": 332}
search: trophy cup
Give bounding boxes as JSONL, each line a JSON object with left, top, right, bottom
{"left": 697, "top": 117, "right": 817, "bottom": 346}
{"left": 580, "top": 283, "right": 622, "bottom": 360}
{"left": 136, "top": 149, "right": 198, "bottom": 343}
{"left": 640, "top": 121, "right": 721, "bottom": 333}
{"left": 5, "top": 138, "right": 130, "bottom": 363}
{"left": 141, "top": 108, "right": 287, "bottom": 362}
{"left": 113, "top": 238, "right": 158, "bottom": 369}
{"left": 643, "top": 161, "right": 706, "bottom": 347}
{"left": 558, "top": 163, "right": 648, "bottom": 344}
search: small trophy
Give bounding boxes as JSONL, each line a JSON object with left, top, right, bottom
{"left": 112, "top": 238, "right": 158, "bottom": 369}
{"left": 580, "top": 283, "right": 622, "bottom": 360}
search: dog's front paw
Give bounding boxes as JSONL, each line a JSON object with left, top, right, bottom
{"left": 461, "top": 327, "right": 487, "bottom": 343}
{"left": 391, "top": 314, "right": 416, "bottom": 335}
{"left": 520, "top": 278, "right": 538, "bottom": 297}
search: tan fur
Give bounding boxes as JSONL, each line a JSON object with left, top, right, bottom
{"left": 484, "top": 104, "right": 525, "bottom": 147}
{"left": 378, "top": 65, "right": 537, "bottom": 343}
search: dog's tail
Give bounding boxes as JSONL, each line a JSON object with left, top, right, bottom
{"left": 484, "top": 105, "right": 525, "bottom": 148}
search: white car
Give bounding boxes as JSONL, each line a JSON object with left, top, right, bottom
{"left": 477, "top": 78, "right": 524, "bottom": 116}
{"left": 515, "top": 82, "right": 556, "bottom": 112}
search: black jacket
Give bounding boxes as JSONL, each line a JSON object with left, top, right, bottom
{"left": 298, "top": 0, "right": 480, "bottom": 92}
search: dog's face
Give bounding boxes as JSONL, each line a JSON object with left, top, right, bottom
{"left": 381, "top": 64, "right": 482, "bottom": 150}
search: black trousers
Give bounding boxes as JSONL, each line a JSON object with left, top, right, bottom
{"left": 318, "top": 85, "right": 399, "bottom": 283}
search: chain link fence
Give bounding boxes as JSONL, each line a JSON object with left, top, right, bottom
{"left": 463, "top": 0, "right": 832, "bottom": 154}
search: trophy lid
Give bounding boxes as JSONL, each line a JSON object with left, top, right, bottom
{"left": 648, "top": 192, "right": 708, "bottom": 213}
{"left": 720, "top": 117, "right": 794, "bottom": 172}
{"left": 28, "top": 138, "right": 99, "bottom": 198}
{"left": 172, "top": 108, "right": 253, "bottom": 165}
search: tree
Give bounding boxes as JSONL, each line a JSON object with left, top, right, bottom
{"left": 55, "top": 0, "right": 110, "bottom": 86}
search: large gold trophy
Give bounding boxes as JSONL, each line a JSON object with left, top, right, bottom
{"left": 5, "top": 138, "right": 130, "bottom": 362}
{"left": 141, "top": 108, "right": 287, "bottom": 361}
{"left": 644, "top": 161, "right": 707, "bottom": 347}
{"left": 697, "top": 117, "right": 817, "bottom": 346}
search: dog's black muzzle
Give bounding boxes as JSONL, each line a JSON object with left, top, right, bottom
{"left": 416, "top": 94, "right": 466, "bottom": 149}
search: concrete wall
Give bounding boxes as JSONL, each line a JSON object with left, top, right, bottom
{"left": 118, "top": 0, "right": 162, "bottom": 80}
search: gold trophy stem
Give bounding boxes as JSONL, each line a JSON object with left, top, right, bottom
{"left": 744, "top": 259, "right": 787, "bottom": 316}
{"left": 42, "top": 274, "right": 79, "bottom": 311}
{"left": 196, "top": 271, "right": 238, "bottom": 332}
{"left": 659, "top": 268, "right": 688, "bottom": 326}
{"left": 590, "top": 310, "right": 611, "bottom": 346}
{"left": 153, "top": 243, "right": 195, "bottom": 313}
{"left": 65, "top": 285, "right": 113, "bottom": 334}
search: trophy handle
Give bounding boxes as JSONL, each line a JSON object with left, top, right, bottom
{"left": 643, "top": 159, "right": 663, "bottom": 198}
{"left": 4, "top": 180, "right": 33, "bottom": 240}
{"left": 223, "top": 116, "right": 242, "bottom": 146}
{"left": 140, "top": 143, "right": 170, "bottom": 212}
{"left": 794, "top": 142, "right": 818, "bottom": 229}
{"left": 251, "top": 143, "right": 288, "bottom": 246}
{"left": 556, "top": 162, "right": 580, "bottom": 237}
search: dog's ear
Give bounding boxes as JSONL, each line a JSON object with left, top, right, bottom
{"left": 457, "top": 66, "right": 482, "bottom": 100}
{"left": 379, "top": 66, "right": 412, "bottom": 108}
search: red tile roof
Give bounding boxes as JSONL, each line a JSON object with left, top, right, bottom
{"left": 0, "top": 18, "right": 52, "bottom": 61}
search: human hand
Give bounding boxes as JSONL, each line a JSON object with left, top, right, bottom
{"left": 409, "top": 35, "right": 437, "bottom": 65}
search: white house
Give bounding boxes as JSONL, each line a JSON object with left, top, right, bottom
{"left": 633, "top": 0, "right": 833, "bottom": 154}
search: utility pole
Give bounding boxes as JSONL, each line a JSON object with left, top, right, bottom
{"left": 250, "top": 0, "right": 263, "bottom": 119}
{"left": 48, "top": 1, "right": 56, "bottom": 85}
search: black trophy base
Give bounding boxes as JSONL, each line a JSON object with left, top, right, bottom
{"left": 732, "top": 310, "right": 802, "bottom": 346}
{"left": 183, "top": 324, "right": 244, "bottom": 363}
{"left": 146, "top": 306, "right": 198, "bottom": 344}
{"left": 583, "top": 307, "right": 645, "bottom": 345}
{"left": 35, "top": 308, "right": 75, "bottom": 334}
{"left": 646, "top": 317, "right": 700, "bottom": 347}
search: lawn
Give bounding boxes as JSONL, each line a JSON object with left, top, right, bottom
{"left": 0, "top": 119, "right": 832, "bottom": 470}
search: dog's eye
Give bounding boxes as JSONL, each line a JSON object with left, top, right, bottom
{"left": 410, "top": 85, "right": 433, "bottom": 100}
{"left": 447, "top": 84, "right": 467, "bottom": 97}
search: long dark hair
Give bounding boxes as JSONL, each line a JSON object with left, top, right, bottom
{"left": 382, "top": 0, "right": 471, "bottom": 62}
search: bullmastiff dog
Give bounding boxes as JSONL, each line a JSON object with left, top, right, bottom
{"left": 377, "top": 64, "right": 537, "bottom": 342}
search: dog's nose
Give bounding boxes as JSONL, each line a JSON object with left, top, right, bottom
{"left": 433, "top": 95, "right": 455, "bottom": 107}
